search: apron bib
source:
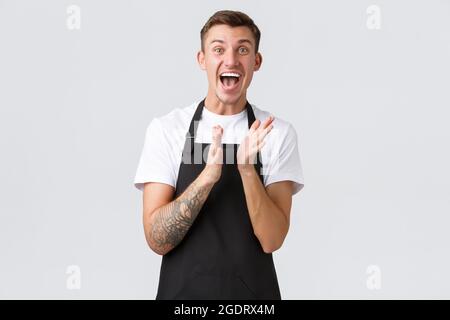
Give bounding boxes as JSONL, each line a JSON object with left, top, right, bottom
{"left": 156, "top": 99, "right": 281, "bottom": 300}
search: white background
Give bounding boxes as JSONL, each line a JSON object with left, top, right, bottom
{"left": 1, "top": 0, "right": 449, "bottom": 299}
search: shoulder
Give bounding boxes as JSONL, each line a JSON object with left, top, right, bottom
{"left": 250, "top": 103, "right": 297, "bottom": 139}
{"left": 145, "top": 100, "right": 199, "bottom": 136}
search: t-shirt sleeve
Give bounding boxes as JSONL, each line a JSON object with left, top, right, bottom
{"left": 263, "top": 123, "right": 305, "bottom": 195}
{"left": 134, "top": 118, "right": 176, "bottom": 191}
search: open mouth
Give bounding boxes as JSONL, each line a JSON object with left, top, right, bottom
{"left": 219, "top": 72, "right": 241, "bottom": 91}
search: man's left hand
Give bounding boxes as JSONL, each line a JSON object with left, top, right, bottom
{"left": 237, "top": 116, "right": 274, "bottom": 172}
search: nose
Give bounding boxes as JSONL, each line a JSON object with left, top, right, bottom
{"left": 224, "top": 49, "right": 239, "bottom": 67}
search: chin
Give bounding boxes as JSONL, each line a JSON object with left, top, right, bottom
{"left": 216, "top": 91, "right": 243, "bottom": 105}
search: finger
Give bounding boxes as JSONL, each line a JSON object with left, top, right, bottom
{"left": 261, "top": 116, "right": 274, "bottom": 129}
{"left": 209, "top": 144, "right": 217, "bottom": 156}
{"left": 257, "top": 139, "right": 266, "bottom": 151}
{"left": 212, "top": 125, "right": 223, "bottom": 147}
{"left": 258, "top": 124, "right": 274, "bottom": 142}
{"left": 249, "top": 119, "right": 261, "bottom": 134}
{"left": 212, "top": 144, "right": 223, "bottom": 164}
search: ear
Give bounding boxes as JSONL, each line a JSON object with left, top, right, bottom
{"left": 197, "top": 50, "right": 206, "bottom": 70}
{"left": 254, "top": 52, "right": 263, "bottom": 72}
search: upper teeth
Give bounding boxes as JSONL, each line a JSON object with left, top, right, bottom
{"left": 221, "top": 72, "right": 240, "bottom": 78}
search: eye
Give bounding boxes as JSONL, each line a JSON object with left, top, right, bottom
{"left": 214, "top": 47, "right": 224, "bottom": 54}
{"left": 238, "top": 47, "right": 249, "bottom": 54}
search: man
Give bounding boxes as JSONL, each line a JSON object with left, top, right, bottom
{"left": 134, "top": 10, "right": 304, "bottom": 300}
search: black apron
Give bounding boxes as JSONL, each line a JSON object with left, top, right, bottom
{"left": 155, "top": 99, "right": 281, "bottom": 300}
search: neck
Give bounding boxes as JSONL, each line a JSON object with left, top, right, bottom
{"left": 204, "top": 92, "right": 247, "bottom": 115}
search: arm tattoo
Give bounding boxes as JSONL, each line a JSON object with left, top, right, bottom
{"left": 150, "top": 180, "right": 211, "bottom": 252}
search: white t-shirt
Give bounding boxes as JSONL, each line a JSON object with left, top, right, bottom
{"left": 134, "top": 100, "right": 305, "bottom": 195}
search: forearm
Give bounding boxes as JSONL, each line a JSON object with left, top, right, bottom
{"left": 238, "top": 166, "right": 289, "bottom": 253}
{"left": 147, "top": 168, "right": 216, "bottom": 255}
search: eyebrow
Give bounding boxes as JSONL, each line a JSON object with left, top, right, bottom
{"left": 209, "top": 39, "right": 254, "bottom": 46}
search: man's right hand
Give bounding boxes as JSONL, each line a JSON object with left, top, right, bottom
{"left": 143, "top": 125, "right": 224, "bottom": 256}
{"left": 204, "top": 125, "right": 223, "bottom": 184}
